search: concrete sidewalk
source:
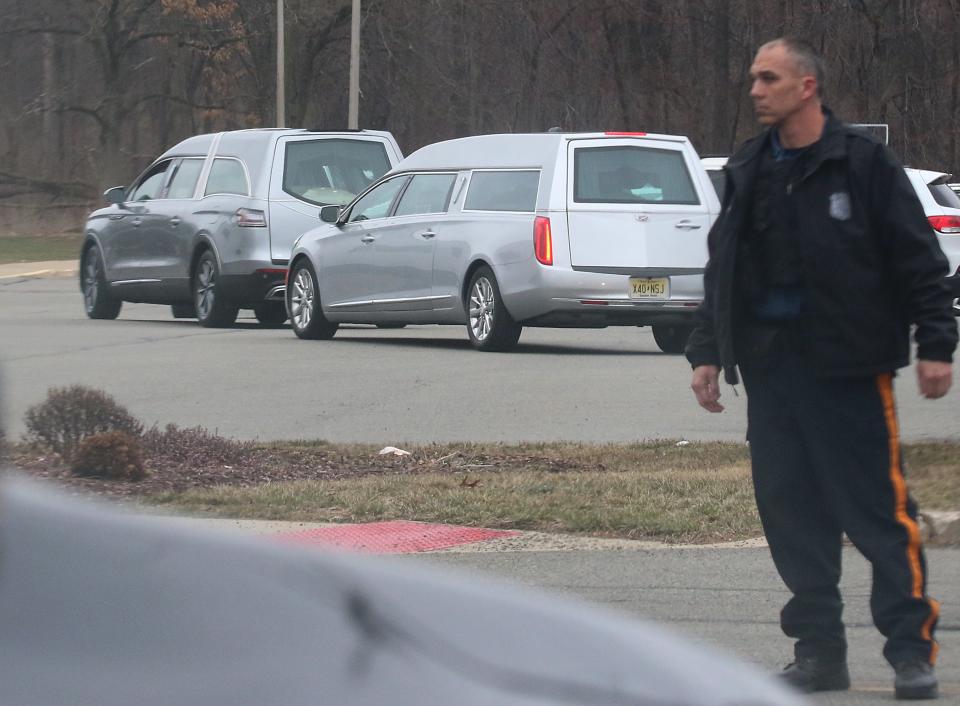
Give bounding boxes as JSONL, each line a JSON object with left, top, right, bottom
{"left": 0, "top": 259, "right": 78, "bottom": 280}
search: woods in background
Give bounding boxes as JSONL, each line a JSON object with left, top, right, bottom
{"left": 3, "top": 0, "right": 959, "bottom": 233}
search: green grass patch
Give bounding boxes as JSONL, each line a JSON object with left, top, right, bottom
{"left": 0, "top": 235, "right": 82, "bottom": 264}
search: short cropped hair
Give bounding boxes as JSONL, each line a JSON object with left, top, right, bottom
{"left": 763, "top": 36, "right": 826, "bottom": 97}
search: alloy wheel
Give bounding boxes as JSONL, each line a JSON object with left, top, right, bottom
{"left": 290, "top": 268, "right": 315, "bottom": 330}
{"left": 469, "top": 276, "right": 495, "bottom": 341}
{"left": 83, "top": 251, "right": 100, "bottom": 313}
{"left": 195, "top": 259, "right": 216, "bottom": 320}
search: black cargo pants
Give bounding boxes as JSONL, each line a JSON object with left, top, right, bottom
{"left": 740, "top": 347, "right": 940, "bottom": 667}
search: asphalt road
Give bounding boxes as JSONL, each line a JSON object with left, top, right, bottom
{"left": 2, "top": 272, "right": 959, "bottom": 703}
{"left": 2, "top": 276, "right": 958, "bottom": 443}
{"left": 411, "top": 546, "right": 960, "bottom": 704}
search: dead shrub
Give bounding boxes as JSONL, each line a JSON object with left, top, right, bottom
{"left": 71, "top": 431, "right": 146, "bottom": 480}
{"left": 140, "top": 424, "right": 255, "bottom": 468}
{"left": 24, "top": 385, "right": 143, "bottom": 461}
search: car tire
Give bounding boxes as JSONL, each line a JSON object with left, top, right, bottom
{"left": 171, "top": 303, "right": 195, "bottom": 319}
{"left": 81, "top": 245, "right": 122, "bottom": 320}
{"left": 287, "top": 259, "right": 338, "bottom": 340}
{"left": 193, "top": 250, "right": 238, "bottom": 328}
{"left": 465, "top": 266, "right": 521, "bottom": 351}
{"left": 652, "top": 324, "right": 694, "bottom": 355}
{"left": 254, "top": 302, "right": 288, "bottom": 327}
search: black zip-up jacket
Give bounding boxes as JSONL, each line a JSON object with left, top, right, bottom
{"left": 686, "top": 110, "right": 958, "bottom": 384}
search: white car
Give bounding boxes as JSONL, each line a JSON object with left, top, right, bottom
{"left": 903, "top": 168, "right": 960, "bottom": 314}
{"left": 702, "top": 158, "right": 960, "bottom": 315}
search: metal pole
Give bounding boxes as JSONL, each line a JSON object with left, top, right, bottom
{"left": 348, "top": 0, "right": 360, "bottom": 129}
{"left": 276, "top": 0, "right": 285, "bottom": 127}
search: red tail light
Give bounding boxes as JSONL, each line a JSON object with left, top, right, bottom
{"left": 236, "top": 208, "right": 267, "bottom": 227}
{"left": 928, "top": 215, "right": 960, "bottom": 234}
{"left": 534, "top": 216, "right": 553, "bottom": 265}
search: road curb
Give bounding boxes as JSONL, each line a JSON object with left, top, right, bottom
{"left": 921, "top": 510, "right": 960, "bottom": 545}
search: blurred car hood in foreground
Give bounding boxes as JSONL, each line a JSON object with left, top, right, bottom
{"left": 0, "top": 473, "right": 806, "bottom": 706}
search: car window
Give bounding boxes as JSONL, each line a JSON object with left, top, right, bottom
{"left": 347, "top": 176, "right": 408, "bottom": 222}
{"left": 283, "top": 139, "right": 392, "bottom": 206}
{"left": 128, "top": 160, "right": 172, "bottom": 201}
{"left": 166, "top": 158, "right": 205, "bottom": 199}
{"left": 394, "top": 173, "right": 456, "bottom": 217}
{"left": 707, "top": 170, "right": 726, "bottom": 202}
{"left": 928, "top": 182, "right": 960, "bottom": 209}
{"left": 463, "top": 170, "right": 540, "bottom": 212}
{"left": 205, "top": 158, "right": 249, "bottom": 196}
{"left": 574, "top": 146, "right": 699, "bottom": 205}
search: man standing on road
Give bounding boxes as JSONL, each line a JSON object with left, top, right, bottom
{"left": 685, "top": 37, "right": 957, "bottom": 700}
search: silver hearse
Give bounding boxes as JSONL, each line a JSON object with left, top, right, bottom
{"left": 80, "top": 129, "right": 402, "bottom": 327}
{"left": 286, "top": 131, "right": 720, "bottom": 352}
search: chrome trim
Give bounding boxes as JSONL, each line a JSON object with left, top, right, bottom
{"left": 571, "top": 266, "right": 704, "bottom": 276}
{"left": 372, "top": 295, "right": 452, "bottom": 305}
{"left": 265, "top": 285, "right": 286, "bottom": 301}
{"left": 327, "top": 300, "right": 376, "bottom": 308}
{"left": 326, "top": 294, "right": 452, "bottom": 309}
{"left": 553, "top": 297, "right": 701, "bottom": 308}
{"left": 112, "top": 279, "right": 162, "bottom": 285}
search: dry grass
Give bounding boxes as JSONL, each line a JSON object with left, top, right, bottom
{"left": 17, "top": 437, "right": 958, "bottom": 544}
{"left": 150, "top": 462, "right": 761, "bottom": 544}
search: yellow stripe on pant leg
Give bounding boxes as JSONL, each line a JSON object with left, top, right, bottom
{"left": 877, "top": 373, "right": 939, "bottom": 664}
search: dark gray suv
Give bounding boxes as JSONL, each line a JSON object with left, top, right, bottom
{"left": 80, "top": 128, "right": 402, "bottom": 326}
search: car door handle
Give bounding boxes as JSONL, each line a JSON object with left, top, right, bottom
{"left": 674, "top": 220, "right": 701, "bottom": 230}
{"left": 131, "top": 217, "right": 142, "bottom": 227}
{"left": 170, "top": 217, "right": 181, "bottom": 227}
{"left": 420, "top": 230, "right": 436, "bottom": 239}
{"left": 361, "top": 235, "right": 376, "bottom": 243}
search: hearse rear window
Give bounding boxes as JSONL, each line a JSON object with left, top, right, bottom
{"left": 574, "top": 146, "right": 699, "bottom": 205}
{"left": 283, "top": 139, "right": 392, "bottom": 206}
{"left": 464, "top": 170, "right": 540, "bottom": 212}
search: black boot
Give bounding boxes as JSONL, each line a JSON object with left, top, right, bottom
{"left": 894, "top": 659, "right": 938, "bottom": 700}
{"left": 777, "top": 656, "right": 851, "bottom": 693}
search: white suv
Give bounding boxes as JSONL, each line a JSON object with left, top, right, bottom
{"left": 903, "top": 168, "right": 960, "bottom": 314}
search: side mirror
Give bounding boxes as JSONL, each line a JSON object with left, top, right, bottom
{"left": 103, "top": 186, "right": 126, "bottom": 205}
{"left": 319, "top": 205, "right": 342, "bottom": 224}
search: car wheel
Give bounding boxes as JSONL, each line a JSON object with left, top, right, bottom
{"left": 465, "top": 266, "right": 521, "bottom": 351}
{"left": 81, "top": 246, "right": 122, "bottom": 320}
{"left": 254, "top": 302, "right": 288, "bottom": 327}
{"left": 287, "top": 259, "right": 338, "bottom": 340}
{"left": 171, "top": 303, "right": 195, "bottom": 319}
{"left": 193, "top": 250, "right": 238, "bottom": 328}
{"left": 652, "top": 324, "right": 694, "bottom": 354}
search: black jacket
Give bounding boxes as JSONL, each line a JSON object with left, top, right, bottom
{"left": 686, "top": 110, "right": 958, "bottom": 384}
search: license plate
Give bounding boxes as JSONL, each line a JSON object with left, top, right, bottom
{"left": 628, "top": 277, "right": 669, "bottom": 299}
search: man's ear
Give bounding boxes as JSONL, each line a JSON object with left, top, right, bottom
{"left": 801, "top": 76, "right": 818, "bottom": 100}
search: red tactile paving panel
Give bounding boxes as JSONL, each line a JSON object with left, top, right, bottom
{"left": 273, "top": 520, "right": 520, "bottom": 554}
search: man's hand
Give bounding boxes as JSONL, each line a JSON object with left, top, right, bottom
{"left": 917, "top": 360, "right": 952, "bottom": 399}
{"left": 691, "top": 365, "right": 725, "bottom": 412}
